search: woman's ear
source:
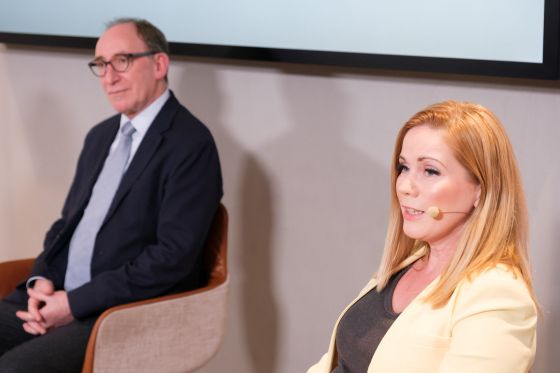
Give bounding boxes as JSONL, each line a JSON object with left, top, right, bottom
{"left": 473, "top": 184, "right": 481, "bottom": 208}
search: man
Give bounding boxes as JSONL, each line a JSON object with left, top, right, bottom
{"left": 0, "top": 18, "right": 222, "bottom": 372}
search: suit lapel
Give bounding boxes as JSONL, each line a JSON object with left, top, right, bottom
{"left": 44, "top": 118, "right": 119, "bottom": 261}
{"left": 75, "top": 119, "right": 119, "bottom": 219}
{"left": 102, "top": 93, "right": 180, "bottom": 225}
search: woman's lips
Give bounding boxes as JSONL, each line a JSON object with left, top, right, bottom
{"left": 402, "top": 205, "right": 425, "bottom": 220}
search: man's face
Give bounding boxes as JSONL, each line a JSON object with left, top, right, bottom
{"left": 94, "top": 23, "right": 167, "bottom": 118}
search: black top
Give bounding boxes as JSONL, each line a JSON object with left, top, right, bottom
{"left": 333, "top": 267, "right": 409, "bottom": 372}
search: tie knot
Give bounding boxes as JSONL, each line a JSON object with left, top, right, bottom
{"left": 121, "top": 121, "right": 136, "bottom": 137}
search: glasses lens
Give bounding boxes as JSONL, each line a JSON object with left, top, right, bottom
{"left": 88, "top": 61, "right": 105, "bottom": 77}
{"left": 112, "top": 55, "right": 130, "bottom": 72}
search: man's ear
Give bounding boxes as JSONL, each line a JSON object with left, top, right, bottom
{"left": 153, "top": 52, "right": 170, "bottom": 80}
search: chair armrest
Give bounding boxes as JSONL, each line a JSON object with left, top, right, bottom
{"left": 0, "top": 259, "right": 34, "bottom": 298}
{"left": 82, "top": 276, "right": 230, "bottom": 373}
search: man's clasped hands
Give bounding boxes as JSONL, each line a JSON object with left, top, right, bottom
{"left": 15, "top": 280, "right": 74, "bottom": 335}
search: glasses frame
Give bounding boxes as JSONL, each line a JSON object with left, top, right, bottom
{"left": 88, "top": 51, "right": 158, "bottom": 77}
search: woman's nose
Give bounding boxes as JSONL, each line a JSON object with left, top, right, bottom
{"left": 396, "top": 173, "right": 418, "bottom": 197}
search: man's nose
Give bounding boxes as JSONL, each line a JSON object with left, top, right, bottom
{"left": 102, "top": 64, "right": 119, "bottom": 84}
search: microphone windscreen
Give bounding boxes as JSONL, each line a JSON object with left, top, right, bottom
{"left": 426, "top": 206, "right": 440, "bottom": 218}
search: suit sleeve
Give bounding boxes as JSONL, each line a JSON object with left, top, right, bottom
{"left": 438, "top": 269, "right": 537, "bottom": 373}
{"left": 66, "top": 134, "right": 222, "bottom": 319}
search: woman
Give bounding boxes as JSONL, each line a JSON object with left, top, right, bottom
{"left": 308, "top": 101, "right": 537, "bottom": 372}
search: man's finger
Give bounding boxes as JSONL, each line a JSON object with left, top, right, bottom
{"left": 34, "top": 279, "right": 54, "bottom": 295}
{"left": 22, "top": 321, "right": 47, "bottom": 335}
{"left": 27, "top": 298, "right": 44, "bottom": 321}
{"left": 27, "top": 288, "right": 49, "bottom": 302}
{"left": 16, "top": 310, "right": 36, "bottom": 322}
{"left": 22, "top": 322, "right": 40, "bottom": 335}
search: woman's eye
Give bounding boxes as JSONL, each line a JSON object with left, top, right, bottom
{"left": 425, "top": 168, "right": 440, "bottom": 176}
{"left": 397, "top": 163, "right": 409, "bottom": 174}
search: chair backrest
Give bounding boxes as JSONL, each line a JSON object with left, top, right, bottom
{"left": 200, "top": 203, "right": 228, "bottom": 289}
{"left": 0, "top": 258, "right": 34, "bottom": 299}
{"left": 82, "top": 203, "right": 229, "bottom": 373}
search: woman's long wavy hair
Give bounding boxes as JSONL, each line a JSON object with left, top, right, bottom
{"left": 375, "top": 100, "right": 536, "bottom": 308}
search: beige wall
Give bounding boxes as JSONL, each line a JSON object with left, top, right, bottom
{"left": 0, "top": 44, "right": 558, "bottom": 372}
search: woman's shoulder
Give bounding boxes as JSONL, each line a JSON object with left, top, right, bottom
{"left": 460, "top": 264, "right": 529, "bottom": 292}
{"left": 452, "top": 264, "right": 536, "bottom": 318}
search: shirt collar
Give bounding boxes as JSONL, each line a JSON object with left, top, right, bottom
{"left": 119, "top": 89, "right": 170, "bottom": 135}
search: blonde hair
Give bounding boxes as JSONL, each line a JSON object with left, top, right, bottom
{"left": 376, "top": 100, "right": 536, "bottom": 308}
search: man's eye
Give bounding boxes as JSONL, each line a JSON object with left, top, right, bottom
{"left": 113, "top": 56, "right": 128, "bottom": 66}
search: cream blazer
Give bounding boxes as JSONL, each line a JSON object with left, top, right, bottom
{"left": 308, "top": 251, "right": 537, "bottom": 373}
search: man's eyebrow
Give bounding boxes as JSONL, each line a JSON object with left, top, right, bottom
{"left": 92, "top": 52, "right": 126, "bottom": 60}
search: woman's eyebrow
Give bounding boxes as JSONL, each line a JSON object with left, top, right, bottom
{"left": 418, "top": 156, "right": 447, "bottom": 169}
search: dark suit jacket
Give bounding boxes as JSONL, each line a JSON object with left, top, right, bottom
{"left": 8, "top": 92, "right": 223, "bottom": 320}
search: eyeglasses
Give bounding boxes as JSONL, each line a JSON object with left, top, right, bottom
{"left": 88, "top": 51, "right": 158, "bottom": 77}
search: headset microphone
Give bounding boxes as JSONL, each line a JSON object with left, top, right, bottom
{"left": 426, "top": 206, "right": 440, "bottom": 218}
{"left": 426, "top": 206, "right": 469, "bottom": 219}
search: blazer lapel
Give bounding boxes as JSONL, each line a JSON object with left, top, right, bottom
{"left": 44, "top": 119, "right": 118, "bottom": 261}
{"left": 102, "top": 93, "right": 180, "bottom": 225}
{"left": 75, "top": 122, "right": 119, "bottom": 213}
{"left": 317, "top": 247, "right": 429, "bottom": 372}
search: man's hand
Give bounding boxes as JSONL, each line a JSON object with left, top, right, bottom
{"left": 29, "top": 279, "right": 54, "bottom": 321}
{"left": 16, "top": 280, "right": 74, "bottom": 335}
{"left": 28, "top": 289, "right": 74, "bottom": 329}
{"left": 16, "top": 278, "right": 54, "bottom": 335}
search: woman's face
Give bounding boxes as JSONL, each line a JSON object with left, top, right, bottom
{"left": 396, "top": 125, "right": 480, "bottom": 248}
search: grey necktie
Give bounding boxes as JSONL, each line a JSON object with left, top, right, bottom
{"left": 64, "top": 122, "right": 136, "bottom": 291}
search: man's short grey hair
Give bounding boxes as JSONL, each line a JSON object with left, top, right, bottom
{"left": 106, "top": 18, "right": 169, "bottom": 55}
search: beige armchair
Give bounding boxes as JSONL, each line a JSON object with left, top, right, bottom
{"left": 0, "top": 203, "right": 229, "bottom": 373}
